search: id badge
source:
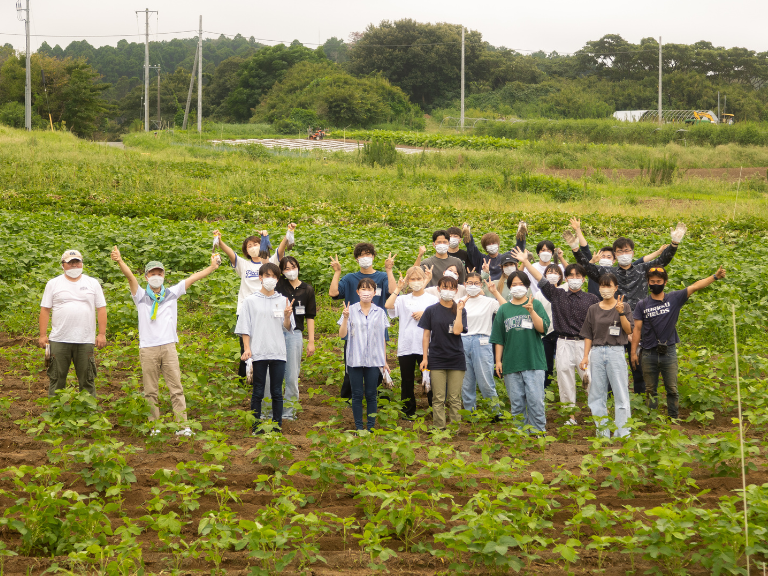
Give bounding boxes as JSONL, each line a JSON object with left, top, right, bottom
{"left": 479, "top": 337, "right": 489, "bottom": 345}
{"left": 609, "top": 325, "right": 621, "bottom": 336}
{"left": 448, "top": 322, "right": 454, "bottom": 334}
{"left": 375, "top": 287, "right": 382, "bottom": 296}
{"left": 273, "top": 307, "right": 283, "bottom": 318}
{"left": 521, "top": 318, "right": 533, "bottom": 330}
{"left": 295, "top": 305, "right": 306, "bottom": 315}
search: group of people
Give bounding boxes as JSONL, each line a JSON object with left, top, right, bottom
{"left": 38, "top": 219, "right": 725, "bottom": 437}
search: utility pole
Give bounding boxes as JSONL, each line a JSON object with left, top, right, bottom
{"left": 182, "top": 43, "right": 198, "bottom": 130}
{"left": 460, "top": 26, "right": 465, "bottom": 131}
{"left": 717, "top": 91, "right": 720, "bottom": 121}
{"left": 136, "top": 8, "right": 158, "bottom": 132}
{"left": 16, "top": 0, "right": 31, "bottom": 130}
{"left": 658, "top": 36, "right": 662, "bottom": 127}
{"left": 157, "top": 66, "right": 161, "bottom": 128}
{"left": 197, "top": 15, "right": 203, "bottom": 133}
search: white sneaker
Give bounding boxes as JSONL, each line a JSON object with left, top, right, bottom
{"left": 175, "top": 427, "right": 194, "bottom": 437}
{"left": 565, "top": 418, "right": 578, "bottom": 426}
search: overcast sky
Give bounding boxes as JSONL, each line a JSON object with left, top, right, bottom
{"left": 3, "top": 0, "right": 768, "bottom": 55}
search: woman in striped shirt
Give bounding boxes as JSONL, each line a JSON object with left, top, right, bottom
{"left": 338, "top": 278, "right": 391, "bottom": 432}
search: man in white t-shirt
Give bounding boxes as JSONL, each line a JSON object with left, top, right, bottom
{"left": 39, "top": 249, "right": 107, "bottom": 397}
{"left": 524, "top": 240, "right": 566, "bottom": 296}
{"left": 111, "top": 247, "right": 220, "bottom": 436}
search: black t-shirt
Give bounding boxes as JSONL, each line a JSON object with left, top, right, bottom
{"left": 418, "top": 302, "right": 468, "bottom": 371}
{"left": 633, "top": 289, "right": 689, "bottom": 349}
{"left": 276, "top": 279, "right": 316, "bottom": 333}
{"left": 450, "top": 248, "right": 471, "bottom": 273}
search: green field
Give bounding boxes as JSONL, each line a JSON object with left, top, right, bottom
{"left": 0, "top": 126, "right": 767, "bottom": 575}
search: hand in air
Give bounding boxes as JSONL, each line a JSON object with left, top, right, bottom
{"left": 330, "top": 255, "right": 342, "bottom": 273}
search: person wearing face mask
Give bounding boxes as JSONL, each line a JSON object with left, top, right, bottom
{"left": 330, "top": 243, "right": 397, "bottom": 400}
{"left": 39, "top": 250, "right": 108, "bottom": 398}
{"left": 214, "top": 225, "right": 293, "bottom": 383}
{"left": 259, "top": 256, "right": 317, "bottom": 422}
{"left": 385, "top": 267, "right": 439, "bottom": 419}
{"left": 339, "top": 278, "right": 391, "bottom": 432}
{"left": 417, "top": 230, "right": 467, "bottom": 288}
{"left": 459, "top": 272, "right": 507, "bottom": 417}
{"left": 446, "top": 225, "right": 472, "bottom": 272}
{"left": 513, "top": 248, "right": 599, "bottom": 424}
{"left": 631, "top": 265, "right": 726, "bottom": 419}
{"left": 567, "top": 221, "right": 686, "bottom": 394}
{"left": 424, "top": 264, "right": 468, "bottom": 299}
{"left": 418, "top": 276, "right": 469, "bottom": 429}
{"left": 524, "top": 240, "right": 566, "bottom": 296}
{"left": 534, "top": 265, "right": 568, "bottom": 389}
{"left": 490, "top": 271, "right": 550, "bottom": 432}
{"left": 111, "top": 247, "right": 220, "bottom": 436}
{"left": 464, "top": 221, "right": 528, "bottom": 281}
{"left": 579, "top": 274, "right": 633, "bottom": 437}
{"left": 235, "top": 263, "right": 295, "bottom": 434}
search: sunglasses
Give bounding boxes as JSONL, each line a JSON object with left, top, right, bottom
{"left": 648, "top": 267, "right": 665, "bottom": 273}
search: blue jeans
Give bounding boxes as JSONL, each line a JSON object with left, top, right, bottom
{"left": 461, "top": 334, "right": 500, "bottom": 412}
{"left": 262, "top": 330, "right": 303, "bottom": 420}
{"left": 640, "top": 345, "right": 679, "bottom": 417}
{"left": 251, "top": 360, "right": 285, "bottom": 428}
{"left": 588, "top": 346, "right": 631, "bottom": 437}
{"left": 502, "top": 370, "right": 546, "bottom": 432}
{"left": 348, "top": 366, "right": 379, "bottom": 431}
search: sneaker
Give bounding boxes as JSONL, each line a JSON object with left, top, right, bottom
{"left": 175, "top": 427, "right": 194, "bottom": 437}
{"left": 516, "top": 221, "right": 528, "bottom": 242}
{"left": 491, "top": 414, "right": 502, "bottom": 424}
{"left": 565, "top": 418, "right": 578, "bottom": 426}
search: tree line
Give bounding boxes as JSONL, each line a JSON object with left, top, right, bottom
{"left": 1, "top": 21, "right": 767, "bottom": 137}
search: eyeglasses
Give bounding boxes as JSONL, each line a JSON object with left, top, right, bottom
{"left": 648, "top": 267, "right": 665, "bottom": 273}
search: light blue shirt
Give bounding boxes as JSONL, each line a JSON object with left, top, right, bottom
{"left": 338, "top": 303, "right": 390, "bottom": 368}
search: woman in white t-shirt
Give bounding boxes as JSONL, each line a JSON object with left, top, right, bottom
{"left": 534, "top": 264, "right": 567, "bottom": 388}
{"left": 385, "top": 267, "right": 439, "bottom": 419}
{"left": 214, "top": 225, "right": 293, "bottom": 382}
{"left": 460, "top": 271, "right": 507, "bottom": 415}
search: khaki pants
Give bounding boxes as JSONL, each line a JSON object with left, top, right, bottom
{"left": 431, "top": 369, "right": 464, "bottom": 428}
{"left": 139, "top": 343, "right": 187, "bottom": 422}
{"left": 47, "top": 342, "right": 96, "bottom": 397}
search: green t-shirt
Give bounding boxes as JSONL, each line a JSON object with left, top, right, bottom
{"left": 490, "top": 301, "right": 550, "bottom": 374}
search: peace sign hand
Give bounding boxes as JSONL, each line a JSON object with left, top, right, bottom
{"left": 481, "top": 260, "right": 490, "bottom": 274}
{"left": 456, "top": 296, "right": 469, "bottom": 312}
{"left": 396, "top": 273, "right": 406, "bottom": 292}
{"left": 330, "top": 255, "right": 342, "bottom": 273}
{"left": 523, "top": 296, "right": 534, "bottom": 315}
{"left": 284, "top": 299, "right": 295, "bottom": 318}
{"left": 342, "top": 302, "right": 351, "bottom": 318}
{"left": 484, "top": 278, "right": 498, "bottom": 294}
{"left": 424, "top": 265, "right": 434, "bottom": 282}
{"left": 385, "top": 252, "right": 397, "bottom": 271}
{"left": 615, "top": 295, "right": 625, "bottom": 314}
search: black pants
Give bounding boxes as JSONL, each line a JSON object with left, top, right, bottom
{"left": 238, "top": 335, "right": 247, "bottom": 381}
{"left": 625, "top": 343, "right": 646, "bottom": 393}
{"left": 397, "top": 353, "right": 433, "bottom": 416}
{"left": 340, "top": 340, "right": 383, "bottom": 399}
{"left": 541, "top": 332, "right": 558, "bottom": 388}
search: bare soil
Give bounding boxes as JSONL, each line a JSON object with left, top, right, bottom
{"left": 0, "top": 338, "right": 765, "bottom": 575}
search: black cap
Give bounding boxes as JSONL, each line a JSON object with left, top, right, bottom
{"left": 499, "top": 254, "right": 516, "bottom": 266}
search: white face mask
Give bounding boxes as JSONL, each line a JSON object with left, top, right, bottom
{"left": 503, "top": 265, "right": 515, "bottom": 276}
{"left": 359, "top": 291, "right": 374, "bottom": 303}
{"left": 617, "top": 254, "right": 633, "bottom": 267}
{"left": 247, "top": 246, "right": 260, "bottom": 259}
{"left": 409, "top": 281, "right": 424, "bottom": 292}
{"left": 147, "top": 275, "right": 164, "bottom": 289}
{"left": 262, "top": 277, "right": 278, "bottom": 291}
{"left": 466, "top": 285, "right": 482, "bottom": 297}
{"left": 599, "top": 258, "right": 613, "bottom": 267}
{"left": 546, "top": 274, "right": 560, "bottom": 285}
{"left": 435, "top": 244, "right": 449, "bottom": 254}
{"left": 567, "top": 278, "right": 584, "bottom": 291}
{"left": 64, "top": 267, "right": 83, "bottom": 279}
{"left": 358, "top": 256, "right": 373, "bottom": 269}
{"left": 510, "top": 286, "right": 528, "bottom": 300}
{"left": 284, "top": 269, "right": 298, "bottom": 281}
{"left": 443, "top": 270, "right": 458, "bottom": 280}
{"left": 449, "top": 237, "right": 460, "bottom": 249}
{"left": 599, "top": 287, "right": 615, "bottom": 300}
{"left": 485, "top": 244, "right": 499, "bottom": 255}
{"left": 439, "top": 290, "right": 456, "bottom": 301}
{"left": 539, "top": 251, "right": 553, "bottom": 263}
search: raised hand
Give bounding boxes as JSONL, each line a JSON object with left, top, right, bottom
{"left": 284, "top": 299, "right": 295, "bottom": 318}
{"left": 510, "top": 246, "right": 528, "bottom": 263}
{"left": 259, "top": 230, "right": 269, "bottom": 237}
{"left": 424, "top": 265, "right": 434, "bottom": 282}
{"left": 556, "top": 247, "right": 564, "bottom": 258}
{"left": 481, "top": 260, "right": 490, "bottom": 274}
{"left": 385, "top": 252, "right": 397, "bottom": 271}
{"left": 330, "top": 255, "right": 342, "bottom": 273}
{"left": 523, "top": 296, "right": 534, "bottom": 315}
{"left": 615, "top": 295, "right": 625, "bottom": 314}
{"left": 569, "top": 217, "right": 582, "bottom": 231}
{"left": 484, "top": 278, "right": 498, "bottom": 294}
{"left": 563, "top": 230, "right": 579, "bottom": 251}
{"left": 670, "top": 222, "right": 687, "bottom": 244}
{"left": 342, "top": 302, "right": 351, "bottom": 318}
{"left": 462, "top": 223, "right": 471, "bottom": 243}
{"left": 287, "top": 223, "right": 297, "bottom": 232}
{"left": 210, "top": 253, "right": 221, "bottom": 268}
{"left": 714, "top": 266, "right": 726, "bottom": 280}
{"left": 418, "top": 245, "right": 427, "bottom": 257}
{"left": 456, "top": 296, "right": 469, "bottom": 312}
{"left": 110, "top": 246, "right": 122, "bottom": 263}
{"left": 396, "top": 273, "right": 406, "bottom": 292}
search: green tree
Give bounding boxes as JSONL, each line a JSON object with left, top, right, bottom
{"left": 60, "top": 60, "right": 113, "bottom": 135}
{"left": 322, "top": 37, "right": 348, "bottom": 64}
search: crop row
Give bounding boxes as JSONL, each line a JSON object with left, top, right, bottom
{"left": 331, "top": 129, "right": 529, "bottom": 151}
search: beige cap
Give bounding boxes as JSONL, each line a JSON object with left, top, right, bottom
{"left": 61, "top": 249, "right": 83, "bottom": 263}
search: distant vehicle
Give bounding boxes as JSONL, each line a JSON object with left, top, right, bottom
{"left": 307, "top": 127, "right": 327, "bottom": 140}
{"left": 720, "top": 113, "right": 735, "bottom": 125}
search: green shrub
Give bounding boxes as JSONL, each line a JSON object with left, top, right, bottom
{"left": 361, "top": 139, "right": 398, "bottom": 167}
